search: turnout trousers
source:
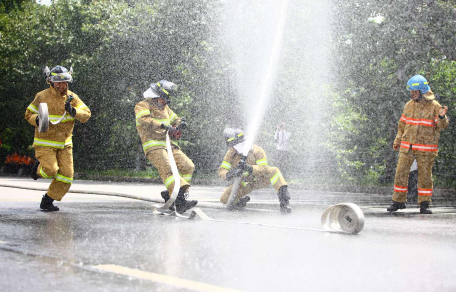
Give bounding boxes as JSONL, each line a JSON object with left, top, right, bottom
{"left": 34, "top": 146, "right": 74, "bottom": 201}
{"left": 220, "top": 166, "right": 287, "bottom": 204}
{"left": 392, "top": 151, "right": 435, "bottom": 204}
{"left": 146, "top": 147, "right": 195, "bottom": 194}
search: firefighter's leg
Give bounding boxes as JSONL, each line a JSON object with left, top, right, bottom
{"left": 147, "top": 149, "right": 178, "bottom": 194}
{"left": 266, "top": 166, "right": 287, "bottom": 191}
{"left": 415, "top": 154, "right": 435, "bottom": 213}
{"left": 219, "top": 181, "right": 261, "bottom": 205}
{"left": 265, "top": 166, "right": 290, "bottom": 212}
{"left": 172, "top": 148, "right": 195, "bottom": 185}
{"left": 47, "top": 146, "right": 73, "bottom": 201}
{"left": 146, "top": 149, "right": 195, "bottom": 213}
{"left": 391, "top": 151, "right": 415, "bottom": 204}
{"left": 34, "top": 147, "right": 59, "bottom": 181}
{"left": 219, "top": 185, "right": 233, "bottom": 204}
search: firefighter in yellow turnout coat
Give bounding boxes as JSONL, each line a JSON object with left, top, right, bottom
{"left": 25, "top": 66, "right": 91, "bottom": 211}
{"left": 135, "top": 80, "right": 197, "bottom": 213}
{"left": 388, "top": 75, "right": 449, "bottom": 214}
{"left": 218, "top": 128, "right": 291, "bottom": 213}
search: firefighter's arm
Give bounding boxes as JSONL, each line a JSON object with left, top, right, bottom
{"left": 72, "top": 96, "right": 91, "bottom": 123}
{"left": 252, "top": 146, "right": 269, "bottom": 175}
{"left": 168, "top": 108, "right": 180, "bottom": 127}
{"left": 393, "top": 109, "right": 406, "bottom": 150}
{"left": 436, "top": 105, "right": 449, "bottom": 130}
{"left": 135, "top": 101, "right": 161, "bottom": 130}
{"left": 218, "top": 151, "right": 233, "bottom": 180}
{"left": 25, "top": 95, "right": 40, "bottom": 127}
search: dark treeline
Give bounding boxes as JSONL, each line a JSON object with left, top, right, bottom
{"left": 0, "top": 0, "right": 242, "bottom": 175}
{"left": 1, "top": 0, "right": 455, "bottom": 187}
{"left": 330, "top": 0, "right": 456, "bottom": 187}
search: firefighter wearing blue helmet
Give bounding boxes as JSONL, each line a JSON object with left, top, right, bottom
{"left": 388, "top": 75, "right": 449, "bottom": 214}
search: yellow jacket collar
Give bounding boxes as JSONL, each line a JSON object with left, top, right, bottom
{"left": 423, "top": 89, "right": 435, "bottom": 101}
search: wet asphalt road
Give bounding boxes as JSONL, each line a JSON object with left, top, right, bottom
{"left": 1, "top": 185, "right": 456, "bottom": 292}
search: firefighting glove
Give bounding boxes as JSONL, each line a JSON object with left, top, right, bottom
{"left": 65, "top": 100, "right": 76, "bottom": 117}
{"left": 226, "top": 167, "right": 243, "bottom": 181}
{"left": 161, "top": 123, "right": 176, "bottom": 134}
{"left": 243, "top": 164, "right": 253, "bottom": 174}
{"left": 178, "top": 118, "right": 187, "bottom": 130}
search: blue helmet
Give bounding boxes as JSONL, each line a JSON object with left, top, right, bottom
{"left": 406, "top": 75, "right": 430, "bottom": 94}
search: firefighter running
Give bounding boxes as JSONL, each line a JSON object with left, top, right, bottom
{"left": 25, "top": 66, "right": 91, "bottom": 211}
{"left": 218, "top": 128, "right": 291, "bottom": 213}
{"left": 135, "top": 80, "right": 197, "bottom": 214}
{"left": 388, "top": 75, "right": 449, "bottom": 214}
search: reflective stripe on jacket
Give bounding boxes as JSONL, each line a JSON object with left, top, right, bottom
{"left": 394, "top": 90, "right": 449, "bottom": 155}
{"left": 135, "top": 98, "right": 182, "bottom": 154}
{"left": 24, "top": 86, "right": 91, "bottom": 149}
{"left": 218, "top": 144, "right": 269, "bottom": 181}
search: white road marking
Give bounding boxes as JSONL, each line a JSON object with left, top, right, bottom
{"left": 91, "top": 264, "right": 241, "bottom": 292}
{"left": 0, "top": 240, "right": 6, "bottom": 244}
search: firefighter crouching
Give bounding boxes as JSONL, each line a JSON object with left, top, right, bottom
{"left": 388, "top": 75, "right": 449, "bottom": 214}
{"left": 135, "top": 80, "right": 197, "bottom": 214}
{"left": 218, "top": 128, "right": 291, "bottom": 213}
{"left": 25, "top": 66, "right": 91, "bottom": 211}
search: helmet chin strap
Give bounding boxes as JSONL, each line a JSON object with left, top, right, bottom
{"left": 414, "top": 93, "right": 423, "bottom": 102}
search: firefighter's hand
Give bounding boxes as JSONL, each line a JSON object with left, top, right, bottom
{"left": 35, "top": 116, "right": 39, "bottom": 127}
{"left": 393, "top": 142, "right": 400, "bottom": 151}
{"left": 226, "top": 168, "right": 237, "bottom": 181}
{"left": 178, "top": 118, "right": 187, "bottom": 130}
{"left": 65, "top": 100, "right": 76, "bottom": 117}
{"left": 439, "top": 106, "right": 448, "bottom": 118}
{"left": 161, "top": 123, "right": 176, "bottom": 134}
{"left": 161, "top": 123, "right": 171, "bottom": 132}
{"left": 243, "top": 164, "right": 253, "bottom": 174}
{"left": 226, "top": 167, "right": 243, "bottom": 181}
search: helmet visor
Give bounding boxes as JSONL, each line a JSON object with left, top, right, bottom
{"left": 50, "top": 72, "right": 72, "bottom": 83}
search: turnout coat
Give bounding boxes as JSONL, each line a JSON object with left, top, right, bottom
{"left": 394, "top": 90, "right": 449, "bottom": 156}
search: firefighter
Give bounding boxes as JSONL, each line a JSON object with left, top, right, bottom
{"left": 218, "top": 128, "right": 291, "bottom": 213}
{"left": 388, "top": 75, "right": 449, "bottom": 214}
{"left": 135, "top": 80, "right": 197, "bottom": 213}
{"left": 25, "top": 65, "right": 91, "bottom": 211}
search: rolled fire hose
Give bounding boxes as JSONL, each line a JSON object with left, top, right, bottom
{"left": 38, "top": 96, "right": 74, "bottom": 133}
{"left": 38, "top": 103, "right": 49, "bottom": 133}
{"left": 321, "top": 203, "right": 365, "bottom": 234}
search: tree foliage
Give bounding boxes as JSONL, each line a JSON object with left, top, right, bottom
{"left": 1, "top": 0, "right": 455, "bottom": 187}
{"left": 330, "top": 0, "right": 456, "bottom": 184}
{"left": 0, "top": 0, "right": 239, "bottom": 172}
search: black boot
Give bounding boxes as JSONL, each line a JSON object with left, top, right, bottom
{"left": 40, "top": 194, "right": 59, "bottom": 212}
{"left": 387, "top": 201, "right": 406, "bottom": 212}
{"left": 420, "top": 201, "right": 432, "bottom": 214}
{"left": 30, "top": 159, "right": 40, "bottom": 180}
{"left": 160, "top": 190, "right": 175, "bottom": 211}
{"left": 228, "top": 196, "right": 250, "bottom": 211}
{"left": 278, "top": 185, "right": 292, "bottom": 214}
{"left": 174, "top": 187, "right": 198, "bottom": 214}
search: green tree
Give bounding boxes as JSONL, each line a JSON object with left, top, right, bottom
{"left": 330, "top": 0, "right": 456, "bottom": 184}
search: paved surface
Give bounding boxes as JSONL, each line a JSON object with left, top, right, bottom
{"left": 1, "top": 176, "right": 455, "bottom": 210}
{"left": 1, "top": 178, "right": 456, "bottom": 292}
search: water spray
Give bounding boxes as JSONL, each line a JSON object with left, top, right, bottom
{"left": 227, "top": 0, "right": 290, "bottom": 208}
{"left": 242, "top": 0, "right": 290, "bottom": 155}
